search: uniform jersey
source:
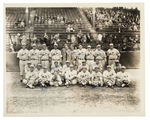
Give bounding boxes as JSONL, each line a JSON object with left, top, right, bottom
{"left": 91, "top": 71, "right": 103, "bottom": 80}
{"left": 85, "top": 50, "right": 94, "bottom": 60}
{"left": 77, "top": 49, "right": 86, "bottom": 60}
{"left": 29, "top": 49, "right": 40, "bottom": 60}
{"left": 24, "top": 65, "right": 31, "bottom": 74}
{"left": 51, "top": 65, "right": 63, "bottom": 75}
{"left": 39, "top": 71, "right": 52, "bottom": 80}
{"left": 65, "top": 70, "right": 77, "bottom": 80}
{"left": 91, "top": 62, "right": 103, "bottom": 72}
{"left": 78, "top": 71, "right": 91, "bottom": 79}
{"left": 78, "top": 64, "right": 89, "bottom": 72}
{"left": 26, "top": 71, "right": 37, "bottom": 80}
{"left": 50, "top": 49, "right": 62, "bottom": 60}
{"left": 62, "top": 65, "right": 70, "bottom": 75}
{"left": 94, "top": 49, "right": 106, "bottom": 60}
{"left": 17, "top": 49, "right": 29, "bottom": 60}
{"left": 116, "top": 71, "right": 129, "bottom": 81}
{"left": 39, "top": 49, "right": 50, "bottom": 60}
{"left": 103, "top": 70, "right": 116, "bottom": 79}
{"left": 107, "top": 48, "right": 120, "bottom": 60}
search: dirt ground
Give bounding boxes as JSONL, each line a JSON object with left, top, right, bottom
{"left": 4, "top": 69, "right": 144, "bottom": 116}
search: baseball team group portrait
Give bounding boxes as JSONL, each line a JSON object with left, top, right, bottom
{"left": 4, "top": 3, "right": 145, "bottom": 116}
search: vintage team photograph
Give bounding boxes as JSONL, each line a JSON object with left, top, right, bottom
{"left": 4, "top": 3, "right": 145, "bottom": 116}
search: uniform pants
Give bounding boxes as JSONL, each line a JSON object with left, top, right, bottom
{"left": 108, "top": 59, "right": 116, "bottom": 66}
{"left": 19, "top": 60, "right": 27, "bottom": 76}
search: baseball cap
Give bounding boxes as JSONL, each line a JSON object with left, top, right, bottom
{"left": 27, "top": 61, "right": 31, "bottom": 64}
{"left": 54, "top": 43, "right": 58, "bottom": 46}
{"left": 109, "top": 43, "right": 114, "bottom": 46}
{"left": 32, "top": 44, "right": 36, "bottom": 47}
{"left": 97, "top": 44, "right": 101, "bottom": 47}
{"left": 121, "top": 66, "right": 126, "bottom": 69}
{"left": 107, "top": 65, "right": 111, "bottom": 68}
{"left": 30, "top": 64, "right": 34, "bottom": 68}
{"left": 66, "top": 61, "right": 70, "bottom": 63}
{"left": 70, "top": 64, "right": 74, "bottom": 67}
{"left": 115, "top": 60, "right": 119, "bottom": 63}
{"left": 22, "top": 43, "right": 26, "bottom": 46}
{"left": 87, "top": 45, "right": 91, "bottom": 48}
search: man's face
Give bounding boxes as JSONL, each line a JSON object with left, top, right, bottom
{"left": 27, "top": 63, "right": 31, "bottom": 67}
{"left": 22, "top": 45, "right": 26, "bottom": 49}
{"left": 110, "top": 45, "right": 114, "bottom": 49}
{"left": 107, "top": 67, "right": 111, "bottom": 72}
{"left": 37, "top": 65, "right": 41, "bottom": 70}
{"left": 121, "top": 69, "right": 125, "bottom": 72}
{"left": 54, "top": 45, "right": 57, "bottom": 49}
{"left": 43, "top": 45, "right": 47, "bottom": 50}
{"left": 83, "top": 68, "right": 86, "bottom": 72}
{"left": 82, "top": 62, "right": 86, "bottom": 66}
{"left": 70, "top": 67, "right": 74, "bottom": 71}
{"left": 33, "top": 46, "right": 36, "bottom": 50}
{"left": 66, "top": 62, "right": 70, "bottom": 67}
{"left": 30, "top": 67, "right": 34, "bottom": 72}
{"left": 96, "top": 60, "right": 99, "bottom": 64}
{"left": 54, "top": 62, "right": 58, "bottom": 66}
{"left": 43, "top": 68, "right": 47, "bottom": 73}
{"left": 79, "top": 45, "right": 82, "bottom": 49}
{"left": 97, "top": 46, "right": 101, "bottom": 50}
{"left": 95, "top": 68, "right": 99, "bottom": 72}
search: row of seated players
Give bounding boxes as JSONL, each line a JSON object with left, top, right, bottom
{"left": 22, "top": 60, "right": 130, "bottom": 89}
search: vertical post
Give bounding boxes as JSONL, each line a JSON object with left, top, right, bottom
{"left": 93, "top": 7, "right": 95, "bottom": 28}
{"left": 25, "top": 7, "right": 29, "bottom": 27}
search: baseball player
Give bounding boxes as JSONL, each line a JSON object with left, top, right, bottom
{"left": 39, "top": 44, "right": 50, "bottom": 69}
{"left": 17, "top": 43, "right": 29, "bottom": 81}
{"left": 50, "top": 43, "right": 62, "bottom": 67}
{"left": 50, "top": 61, "right": 63, "bottom": 87}
{"left": 62, "top": 44, "right": 71, "bottom": 65}
{"left": 111, "top": 60, "right": 122, "bottom": 73}
{"left": 23, "top": 64, "right": 37, "bottom": 89}
{"left": 76, "top": 44, "right": 86, "bottom": 66}
{"left": 62, "top": 61, "right": 70, "bottom": 76}
{"left": 65, "top": 64, "right": 78, "bottom": 87}
{"left": 85, "top": 45, "right": 95, "bottom": 69}
{"left": 77, "top": 60, "right": 89, "bottom": 73}
{"left": 39, "top": 66, "right": 52, "bottom": 87}
{"left": 29, "top": 44, "right": 40, "bottom": 67}
{"left": 90, "top": 66, "right": 103, "bottom": 87}
{"left": 24, "top": 61, "right": 32, "bottom": 79}
{"left": 116, "top": 66, "right": 130, "bottom": 87}
{"left": 103, "top": 65, "right": 116, "bottom": 88}
{"left": 90, "top": 59, "right": 103, "bottom": 73}
{"left": 94, "top": 44, "right": 106, "bottom": 70}
{"left": 78, "top": 66, "right": 91, "bottom": 86}
{"left": 107, "top": 43, "right": 120, "bottom": 65}
{"left": 34, "top": 63, "right": 43, "bottom": 85}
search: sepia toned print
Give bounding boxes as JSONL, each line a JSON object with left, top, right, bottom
{"left": 4, "top": 3, "right": 145, "bottom": 116}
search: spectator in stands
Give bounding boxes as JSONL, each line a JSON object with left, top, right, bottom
{"left": 77, "top": 30, "right": 83, "bottom": 43}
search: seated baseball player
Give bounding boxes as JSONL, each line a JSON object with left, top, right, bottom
{"left": 38, "top": 66, "right": 52, "bottom": 87}
{"left": 116, "top": 66, "right": 130, "bottom": 87}
{"left": 24, "top": 61, "right": 32, "bottom": 79}
{"left": 111, "top": 60, "right": 122, "bottom": 73}
{"left": 77, "top": 60, "right": 89, "bottom": 73}
{"left": 62, "top": 61, "right": 70, "bottom": 78}
{"left": 34, "top": 63, "right": 43, "bottom": 86}
{"left": 103, "top": 65, "right": 116, "bottom": 88}
{"left": 90, "top": 59, "right": 103, "bottom": 73}
{"left": 23, "top": 64, "right": 37, "bottom": 89}
{"left": 64, "top": 64, "right": 78, "bottom": 87}
{"left": 90, "top": 66, "right": 103, "bottom": 87}
{"left": 50, "top": 61, "right": 63, "bottom": 87}
{"left": 78, "top": 66, "right": 91, "bottom": 86}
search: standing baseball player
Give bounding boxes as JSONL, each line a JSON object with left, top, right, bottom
{"left": 94, "top": 44, "right": 106, "bottom": 70}
{"left": 85, "top": 45, "right": 95, "bottom": 70}
{"left": 90, "top": 66, "right": 103, "bottom": 87}
{"left": 116, "top": 66, "right": 130, "bottom": 87}
{"left": 78, "top": 66, "right": 91, "bottom": 86}
{"left": 76, "top": 44, "right": 86, "bottom": 66}
{"left": 65, "top": 64, "right": 78, "bottom": 87}
{"left": 111, "top": 60, "right": 122, "bottom": 73}
{"left": 107, "top": 43, "right": 120, "bottom": 65}
{"left": 29, "top": 43, "right": 40, "bottom": 67}
{"left": 39, "top": 44, "right": 50, "bottom": 69}
{"left": 17, "top": 43, "right": 29, "bottom": 81}
{"left": 103, "top": 65, "right": 116, "bottom": 88}
{"left": 50, "top": 43, "right": 62, "bottom": 67}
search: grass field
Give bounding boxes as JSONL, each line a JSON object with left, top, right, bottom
{"left": 4, "top": 69, "right": 144, "bottom": 116}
